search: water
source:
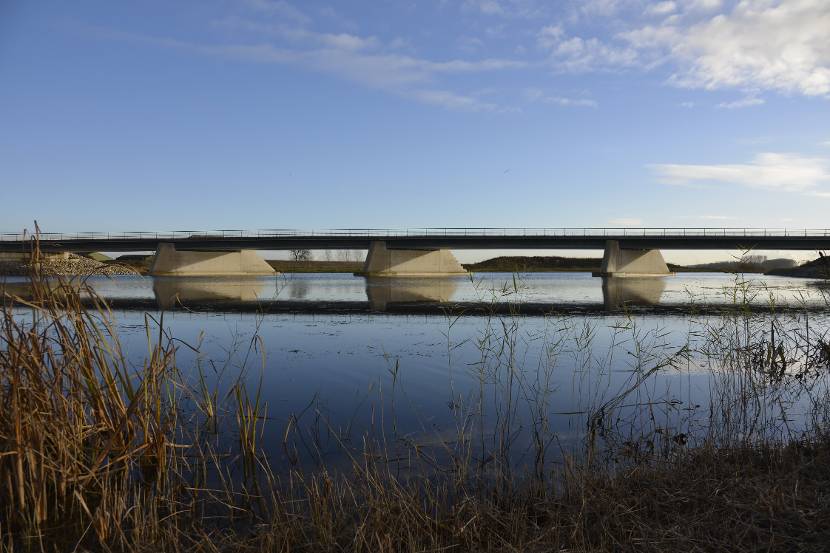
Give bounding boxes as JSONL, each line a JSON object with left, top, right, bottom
{"left": 4, "top": 272, "right": 830, "bottom": 470}
{"left": 4, "top": 271, "right": 828, "bottom": 310}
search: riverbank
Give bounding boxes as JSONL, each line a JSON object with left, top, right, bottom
{"left": 464, "top": 255, "right": 801, "bottom": 274}
{"left": 768, "top": 256, "right": 830, "bottom": 279}
{"left": 0, "top": 252, "right": 137, "bottom": 276}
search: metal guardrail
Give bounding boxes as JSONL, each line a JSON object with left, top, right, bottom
{"left": 1, "top": 228, "right": 830, "bottom": 242}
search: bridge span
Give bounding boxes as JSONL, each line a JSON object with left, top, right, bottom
{"left": 2, "top": 228, "right": 829, "bottom": 278}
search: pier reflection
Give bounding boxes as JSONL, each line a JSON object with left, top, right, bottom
{"left": 152, "top": 277, "right": 270, "bottom": 309}
{"left": 601, "top": 277, "right": 666, "bottom": 310}
{"left": 365, "top": 277, "right": 460, "bottom": 310}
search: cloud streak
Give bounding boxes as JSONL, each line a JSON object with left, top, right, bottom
{"left": 103, "top": 8, "right": 529, "bottom": 112}
{"left": 651, "top": 153, "right": 830, "bottom": 193}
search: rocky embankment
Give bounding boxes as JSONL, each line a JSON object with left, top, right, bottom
{"left": 0, "top": 254, "right": 138, "bottom": 276}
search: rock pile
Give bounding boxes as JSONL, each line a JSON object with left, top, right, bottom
{"left": 0, "top": 253, "right": 139, "bottom": 276}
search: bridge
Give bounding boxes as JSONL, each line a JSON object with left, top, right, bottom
{"left": 2, "top": 228, "right": 829, "bottom": 278}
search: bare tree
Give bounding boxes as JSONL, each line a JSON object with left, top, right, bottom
{"left": 291, "top": 249, "right": 312, "bottom": 262}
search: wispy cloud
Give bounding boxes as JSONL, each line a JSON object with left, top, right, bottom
{"left": 241, "top": 0, "right": 310, "bottom": 23}
{"left": 537, "top": 25, "right": 641, "bottom": 72}
{"left": 523, "top": 87, "right": 597, "bottom": 107}
{"left": 99, "top": 4, "right": 529, "bottom": 112}
{"left": 716, "top": 95, "right": 765, "bottom": 109}
{"left": 651, "top": 152, "right": 830, "bottom": 193}
{"left": 461, "top": 0, "right": 546, "bottom": 19}
{"left": 463, "top": 0, "right": 505, "bottom": 16}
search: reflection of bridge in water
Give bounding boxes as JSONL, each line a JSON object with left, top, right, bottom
{"left": 1, "top": 275, "right": 669, "bottom": 312}
{"left": 5, "top": 275, "right": 823, "bottom": 315}
{"left": 152, "top": 278, "right": 270, "bottom": 310}
{"left": 364, "top": 277, "right": 459, "bottom": 310}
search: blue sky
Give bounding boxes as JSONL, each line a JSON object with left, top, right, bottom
{"left": 1, "top": 0, "right": 829, "bottom": 261}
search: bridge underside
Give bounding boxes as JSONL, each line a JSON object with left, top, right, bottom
{"left": 150, "top": 244, "right": 275, "bottom": 277}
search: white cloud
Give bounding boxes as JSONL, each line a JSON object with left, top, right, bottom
{"left": 679, "top": 0, "right": 722, "bottom": 13}
{"left": 651, "top": 152, "right": 830, "bottom": 192}
{"left": 633, "top": 0, "right": 830, "bottom": 96}
{"left": 546, "top": 0, "right": 830, "bottom": 98}
{"left": 645, "top": 1, "right": 677, "bottom": 17}
{"left": 716, "top": 95, "right": 765, "bottom": 109}
{"left": 679, "top": 101, "right": 694, "bottom": 108}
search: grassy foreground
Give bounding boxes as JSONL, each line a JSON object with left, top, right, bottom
{"left": 2, "top": 264, "right": 830, "bottom": 551}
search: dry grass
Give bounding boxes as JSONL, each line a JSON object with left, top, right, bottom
{"left": 1, "top": 241, "right": 829, "bottom": 552}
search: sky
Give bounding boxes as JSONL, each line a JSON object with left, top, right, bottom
{"left": 1, "top": 0, "right": 829, "bottom": 262}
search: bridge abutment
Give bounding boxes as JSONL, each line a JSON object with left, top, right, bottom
{"left": 149, "top": 243, "right": 276, "bottom": 277}
{"left": 593, "top": 240, "right": 672, "bottom": 277}
{"left": 359, "top": 241, "right": 467, "bottom": 277}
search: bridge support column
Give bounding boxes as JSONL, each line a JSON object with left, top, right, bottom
{"left": 359, "top": 241, "right": 467, "bottom": 277}
{"left": 593, "top": 240, "right": 672, "bottom": 277}
{"left": 150, "top": 243, "right": 275, "bottom": 277}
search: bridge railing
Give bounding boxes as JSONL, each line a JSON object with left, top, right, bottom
{"left": 2, "top": 228, "right": 830, "bottom": 241}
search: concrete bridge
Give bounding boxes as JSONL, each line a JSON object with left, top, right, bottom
{"left": 2, "top": 228, "right": 829, "bottom": 277}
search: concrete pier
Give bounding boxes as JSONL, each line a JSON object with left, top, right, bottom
{"left": 593, "top": 240, "right": 672, "bottom": 277}
{"left": 149, "top": 243, "right": 275, "bottom": 277}
{"left": 360, "top": 241, "right": 467, "bottom": 277}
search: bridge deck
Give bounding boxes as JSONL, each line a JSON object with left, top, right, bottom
{"left": 2, "top": 228, "right": 830, "bottom": 252}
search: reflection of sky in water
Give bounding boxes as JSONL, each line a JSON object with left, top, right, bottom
{"left": 100, "top": 308, "right": 829, "bottom": 469}
{"left": 3, "top": 272, "right": 828, "bottom": 307}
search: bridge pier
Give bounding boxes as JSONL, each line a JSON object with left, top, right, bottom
{"left": 359, "top": 241, "right": 467, "bottom": 277}
{"left": 593, "top": 240, "right": 672, "bottom": 277}
{"left": 149, "top": 243, "right": 275, "bottom": 277}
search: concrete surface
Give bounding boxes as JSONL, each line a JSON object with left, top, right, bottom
{"left": 593, "top": 240, "right": 672, "bottom": 277}
{"left": 150, "top": 243, "right": 276, "bottom": 276}
{"left": 360, "top": 241, "right": 468, "bottom": 277}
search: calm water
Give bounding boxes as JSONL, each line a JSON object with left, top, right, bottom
{"left": 5, "top": 272, "right": 830, "bottom": 469}
{"left": 4, "top": 271, "right": 828, "bottom": 309}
